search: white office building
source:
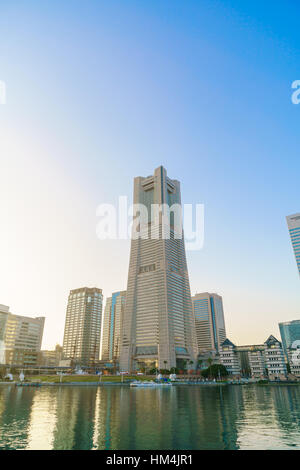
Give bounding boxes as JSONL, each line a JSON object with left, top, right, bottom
{"left": 219, "top": 339, "right": 241, "bottom": 376}
{"left": 264, "top": 335, "right": 287, "bottom": 378}
{"left": 248, "top": 346, "right": 266, "bottom": 378}
{"left": 0, "top": 304, "right": 45, "bottom": 366}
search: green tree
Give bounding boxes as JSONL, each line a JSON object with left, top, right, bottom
{"left": 201, "top": 364, "right": 228, "bottom": 379}
{"left": 207, "top": 357, "right": 213, "bottom": 377}
{"left": 0, "top": 366, "right": 6, "bottom": 380}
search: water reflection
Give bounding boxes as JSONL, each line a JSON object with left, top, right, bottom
{"left": 1, "top": 385, "right": 300, "bottom": 449}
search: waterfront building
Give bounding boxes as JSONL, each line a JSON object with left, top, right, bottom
{"left": 287, "top": 340, "right": 300, "bottom": 377}
{"left": 38, "top": 344, "right": 63, "bottom": 367}
{"left": 279, "top": 319, "right": 300, "bottom": 359}
{"left": 247, "top": 346, "right": 266, "bottom": 378}
{"left": 219, "top": 339, "right": 241, "bottom": 376}
{"left": 0, "top": 304, "right": 45, "bottom": 366}
{"left": 62, "top": 287, "right": 103, "bottom": 366}
{"left": 286, "top": 213, "right": 300, "bottom": 277}
{"left": 220, "top": 338, "right": 285, "bottom": 379}
{"left": 100, "top": 291, "right": 126, "bottom": 362}
{"left": 264, "top": 335, "right": 287, "bottom": 378}
{"left": 247, "top": 347, "right": 266, "bottom": 378}
{"left": 120, "top": 166, "right": 198, "bottom": 372}
{"left": 192, "top": 292, "right": 226, "bottom": 353}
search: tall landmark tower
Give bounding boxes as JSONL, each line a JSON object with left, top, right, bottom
{"left": 120, "top": 166, "right": 197, "bottom": 372}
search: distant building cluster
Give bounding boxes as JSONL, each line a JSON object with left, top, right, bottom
{"left": 0, "top": 171, "right": 299, "bottom": 380}
{"left": 218, "top": 336, "right": 287, "bottom": 380}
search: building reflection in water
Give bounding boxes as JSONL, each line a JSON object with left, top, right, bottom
{"left": 0, "top": 385, "right": 35, "bottom": 449}
{"left": 93, "top": 385, "right": 242, "bottom": 450}
{"left": 2, "top": 385, "right": 300, "bottom": 449}
{"left": 27, "top": 388, "right": 58, "bottom": 449}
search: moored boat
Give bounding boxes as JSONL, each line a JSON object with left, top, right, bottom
{"left": 130, "top": 380, "right": 172, "bottom": 387}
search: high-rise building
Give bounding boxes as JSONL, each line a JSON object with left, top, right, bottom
{"left": 62, "top": 287, "right": 103, "bottom": 366}
{"left": 120, "top": 166, "right": 198, "bottom": 372}
{"left": 279, "top": 320, "right": 300, "bottom": 358}
{"left": 286, "top": 213, "right": 300, "bottom": 276}
{"left": 100, "top": 291, "right": 126, "bottom": 362}
{"left": 0, "top": 304, "right": 45, "bottom": 366}
{"left": 192, "top": 292, "right": 226, "bottom": 353}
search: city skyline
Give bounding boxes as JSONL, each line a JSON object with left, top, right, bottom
{"left": 1, "top": 1, "right": 300, "bottom": 350}
{"left": 0, "top": 199, "right": 299, "bottom": 352}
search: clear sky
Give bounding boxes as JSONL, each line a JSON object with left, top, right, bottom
{"left": 0, "top": 0, "right": 299, "bottom": 349}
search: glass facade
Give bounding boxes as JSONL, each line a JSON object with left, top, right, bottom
{"left": 100, "top": 291, "right": 126, "bottom": 362}
{"left": 286, "top": 213, "right": 300, "bottom": 276}
{"left": 279, "top": 320, "right": 300, "bottom": 358}
{"left": 192, "top": 293, "right": 226, "bottom": 353}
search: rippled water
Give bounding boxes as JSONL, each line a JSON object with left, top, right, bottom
{"left": 1, "top": 384, "right": 300, "bottom": 450}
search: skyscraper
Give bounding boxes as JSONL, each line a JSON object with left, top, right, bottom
{"left": 0, "top": 304, "right": 45, "bottom": 366}
{"left": 120, "top": 166, "right": 198, "bottom": 372}
{"left": 286, "top": 213, "right": 300, "bottom": 276}
{"left": 62, "top": 287, "right": 103, "bottom": 365}
{"left": 279, "top": 320, "right": 300, "bottom": 358}
{"left": 192, "top": 292, "right": 226, "bottom": 353}
{"left": 100, "top": 291, "right": 126, "bottom": 362}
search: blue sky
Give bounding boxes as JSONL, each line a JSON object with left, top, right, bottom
{"left": 0, "top": 0, "right": 299, "bottom": 347}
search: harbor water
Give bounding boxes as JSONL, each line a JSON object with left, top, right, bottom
{"left": 1, "top": 384, "right": 300, "bottom": 450}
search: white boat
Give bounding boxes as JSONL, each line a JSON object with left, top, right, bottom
{"left": 130, "top": 380, "right": 172, "bottom": 387}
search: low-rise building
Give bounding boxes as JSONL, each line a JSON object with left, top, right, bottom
{"left": 219, "top": 337, "right": 285, "bottom": 380}
{"left": 219, "top": 339, "right": 241, "bottom": 376}
{"left": 247, "top": 346, "right": 266, "bottom": 378}
{"left": 264, "top": 335, "right": 287, "bottom": 379}
{"left": 0, "top": 304, "right": 45, "bottom": 366}
{"left": 38, "top": 345, "right": 63, "bottom": 367}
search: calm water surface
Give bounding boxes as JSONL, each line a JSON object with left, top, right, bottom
{"left": 1, "top": 384, "right": 300, "bottom": 450}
